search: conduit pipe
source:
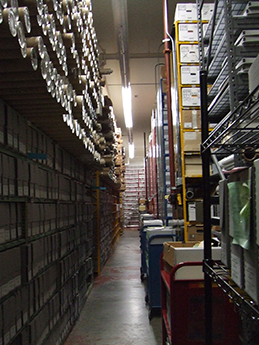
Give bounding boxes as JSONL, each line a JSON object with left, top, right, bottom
{"left": 163, "top": 0, "right": 177, "bottom": 203}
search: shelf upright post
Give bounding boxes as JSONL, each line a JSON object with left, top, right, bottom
{"left": 163, "top": 0, "right": 177, "bottom": 203}
{"left": 144, "top": 132, "right": 149, "bottom": 211}
{"left": 197, "top": 0, "right": 216, "bottom": 342}
{"left": 200, "top": 69, "right": 213, "bottom": 345}
{"left": 224, "top": 0, "right": 238, "bottom": 112}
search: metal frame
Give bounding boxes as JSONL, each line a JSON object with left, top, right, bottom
{"left": 197, "top": 0, "right": 259, "bottom": 343}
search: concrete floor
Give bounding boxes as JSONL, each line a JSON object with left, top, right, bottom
{"left": 64, "top": 228, "right": 162, "bottom": 345}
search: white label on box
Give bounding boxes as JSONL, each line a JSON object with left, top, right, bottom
{"left": 245, "top": 261, "right": 258, "bottom": 303}
{"left": 231, "top": 252, "right": 243, "bottom": 288}
{"left": 188, "top": 203, "right": 196, "bottom": 221}
{"left": 184, "top": 122, "right": 192, "bottom": 129}
{"left": 178, "top": 23, "right": 198, "bottom": 42}
{"left": 180, "top": 45, "right": 199, "bottom": 63}
{"left": 182, "top": 88, "right": 200, "bottom": 106}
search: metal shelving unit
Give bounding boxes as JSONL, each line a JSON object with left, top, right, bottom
{"left": 197, "top": 0, "right": 259, "bottom": 343}
{"left": 156, "top": 80, "right": 173, "bottom": 224}
{"left": 175, "top": 15, "right": 205, "bottom": 241}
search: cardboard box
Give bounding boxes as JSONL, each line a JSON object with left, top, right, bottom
{"left": 183, "top": 131, "right": 201, "bottom": 151}
{"left": 2, "top": 294, "right": 16, "bottom": 344}
{"left": 139, "top": 205, "right": 146, "bottom": 211}
{"left": 178, "top": 23, "right": 198, "bottom": 42}
{"left": 0, "top": 247, "right": 21, "bottom": 299}
{"left": 18, "top": 116, "right": 27, "bottom": 154}
{"left": 187, "top": 224, "right": 204, "bottom": 241}
{"left": 202, "top": 3, "right": 214, "bottom": 21}
{"left": 244, "top": 241, "right": 259, "bottom": 304}
{"left": 175, "top": 3, "right": 197, "bottom": 21}
{"left": 219, "top": 179, "right": 231, "bottom": 267}
{"left": 187, "top": 201, "right": 203, "bottom": 222}
{"left": 182, "top": 87, "right": 200, "bottom": 106}
{"left": 163, "top": 242, "right": 221, "bottom": 279}
{"left": 248, "top": 44, "right": 259, "bottom": 93}
{"left": 180, "top": 65, "right": 200, "bottom": 85}
{"left": 231, "top": 242, "right": 244, "bottom": 289}
{"left": 182, "top": 109, "right": 201, "bottom": 129}
{"left": 179, "top": 44, "right": 199, "bottom": 63}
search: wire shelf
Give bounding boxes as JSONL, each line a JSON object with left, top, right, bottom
{"left": 202, "top": 85, "right": 259, "bottom": 153}
{"left": 203, "top": 260, "right": 259, "bottom": 323}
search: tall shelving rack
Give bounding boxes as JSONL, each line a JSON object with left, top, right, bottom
{"left": 0, "top": 0, "right": 125, "bottom": 343}
{"left": 174, "top": 6, "right": 206, "bottom": 241}
{"left": 197, "top": 0, "right": 259, "bottom": 343}
{"left": 123, "top": 166, "right": 145, "bottom": 227}
{"left": 92, "top": 172, "right": 121, "bottom": 275}
{"left": 0, "top": 110, "right": 95, "bottom": 345}
{"left": 156, "top": 78, "right": 174, "bottom": 225}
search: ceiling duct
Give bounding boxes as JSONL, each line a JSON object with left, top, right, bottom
{"left": 111, "top": 0, "right": 130, "bottom": 88}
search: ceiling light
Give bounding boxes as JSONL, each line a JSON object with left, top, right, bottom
{"left": 122, "top": 85, "right": 133, "bottom": 128}
{"left": 128, "top": 142, "right": 134, "bottom": 159}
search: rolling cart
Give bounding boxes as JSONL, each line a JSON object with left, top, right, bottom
{"left": 161, "top": 261, "right": 241, "bottom": 344}
{"left": 146, "top": 231, "right": 180, "bottom": 320}
{"left": 139, "top": 219, "right": 163, "bottom": 281}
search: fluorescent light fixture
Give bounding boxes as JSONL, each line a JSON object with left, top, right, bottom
{"left": 128, "top": 142, "right": 135, "bottom": 159}
{"left": 122, "top": 86, "right": 133, "bottom": 128}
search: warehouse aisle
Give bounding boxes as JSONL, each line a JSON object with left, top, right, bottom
{"left": 64, "top": 228, "right": 162, "bottom": 345}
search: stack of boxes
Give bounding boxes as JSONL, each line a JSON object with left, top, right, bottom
{"left": 114, "top": 128, "right": 126, "bottom": 191}
{"left": 0, "top": 100, "right": 96, "bottom": 344}
{"left": 174, "top": 3, "right": 213, "bottom": 241}
{"left": 0, "top": 0, "right": 126, "bottom": 342}
{"left": 123, "top": 166, "right": 146, "bottom": 227}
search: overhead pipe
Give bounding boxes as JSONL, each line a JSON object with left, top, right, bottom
{"left": 163, "top": 0, "right": 177, "bottom": 204}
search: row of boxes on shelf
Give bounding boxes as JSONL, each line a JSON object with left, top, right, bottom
{"left": 0, "top": 200, "right": 93, "bottom": 243}
{"left": 0, "top": 151, "right": 93, "bottom": 201}
{"left": 175, "top": 3, "right": 214, "bottom": 22}
{"left": 0, "top": 226, "right": 93, "bottom": 300}
{"left": 0, "top": 101, "right": 92, "bottom": 185}
{"left": 0, "top": 257, "right": 93, "bottom": 345}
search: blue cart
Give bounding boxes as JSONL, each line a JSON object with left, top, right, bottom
{"left": 139, "top": 219, "right": 163, "bottom": 281}
{"left": 146, "top": 231, "right": 181, "bottom": 320}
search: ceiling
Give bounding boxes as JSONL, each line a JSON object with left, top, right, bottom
{"left": 91, "top": 0, "right": 178, "bottom": 166}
